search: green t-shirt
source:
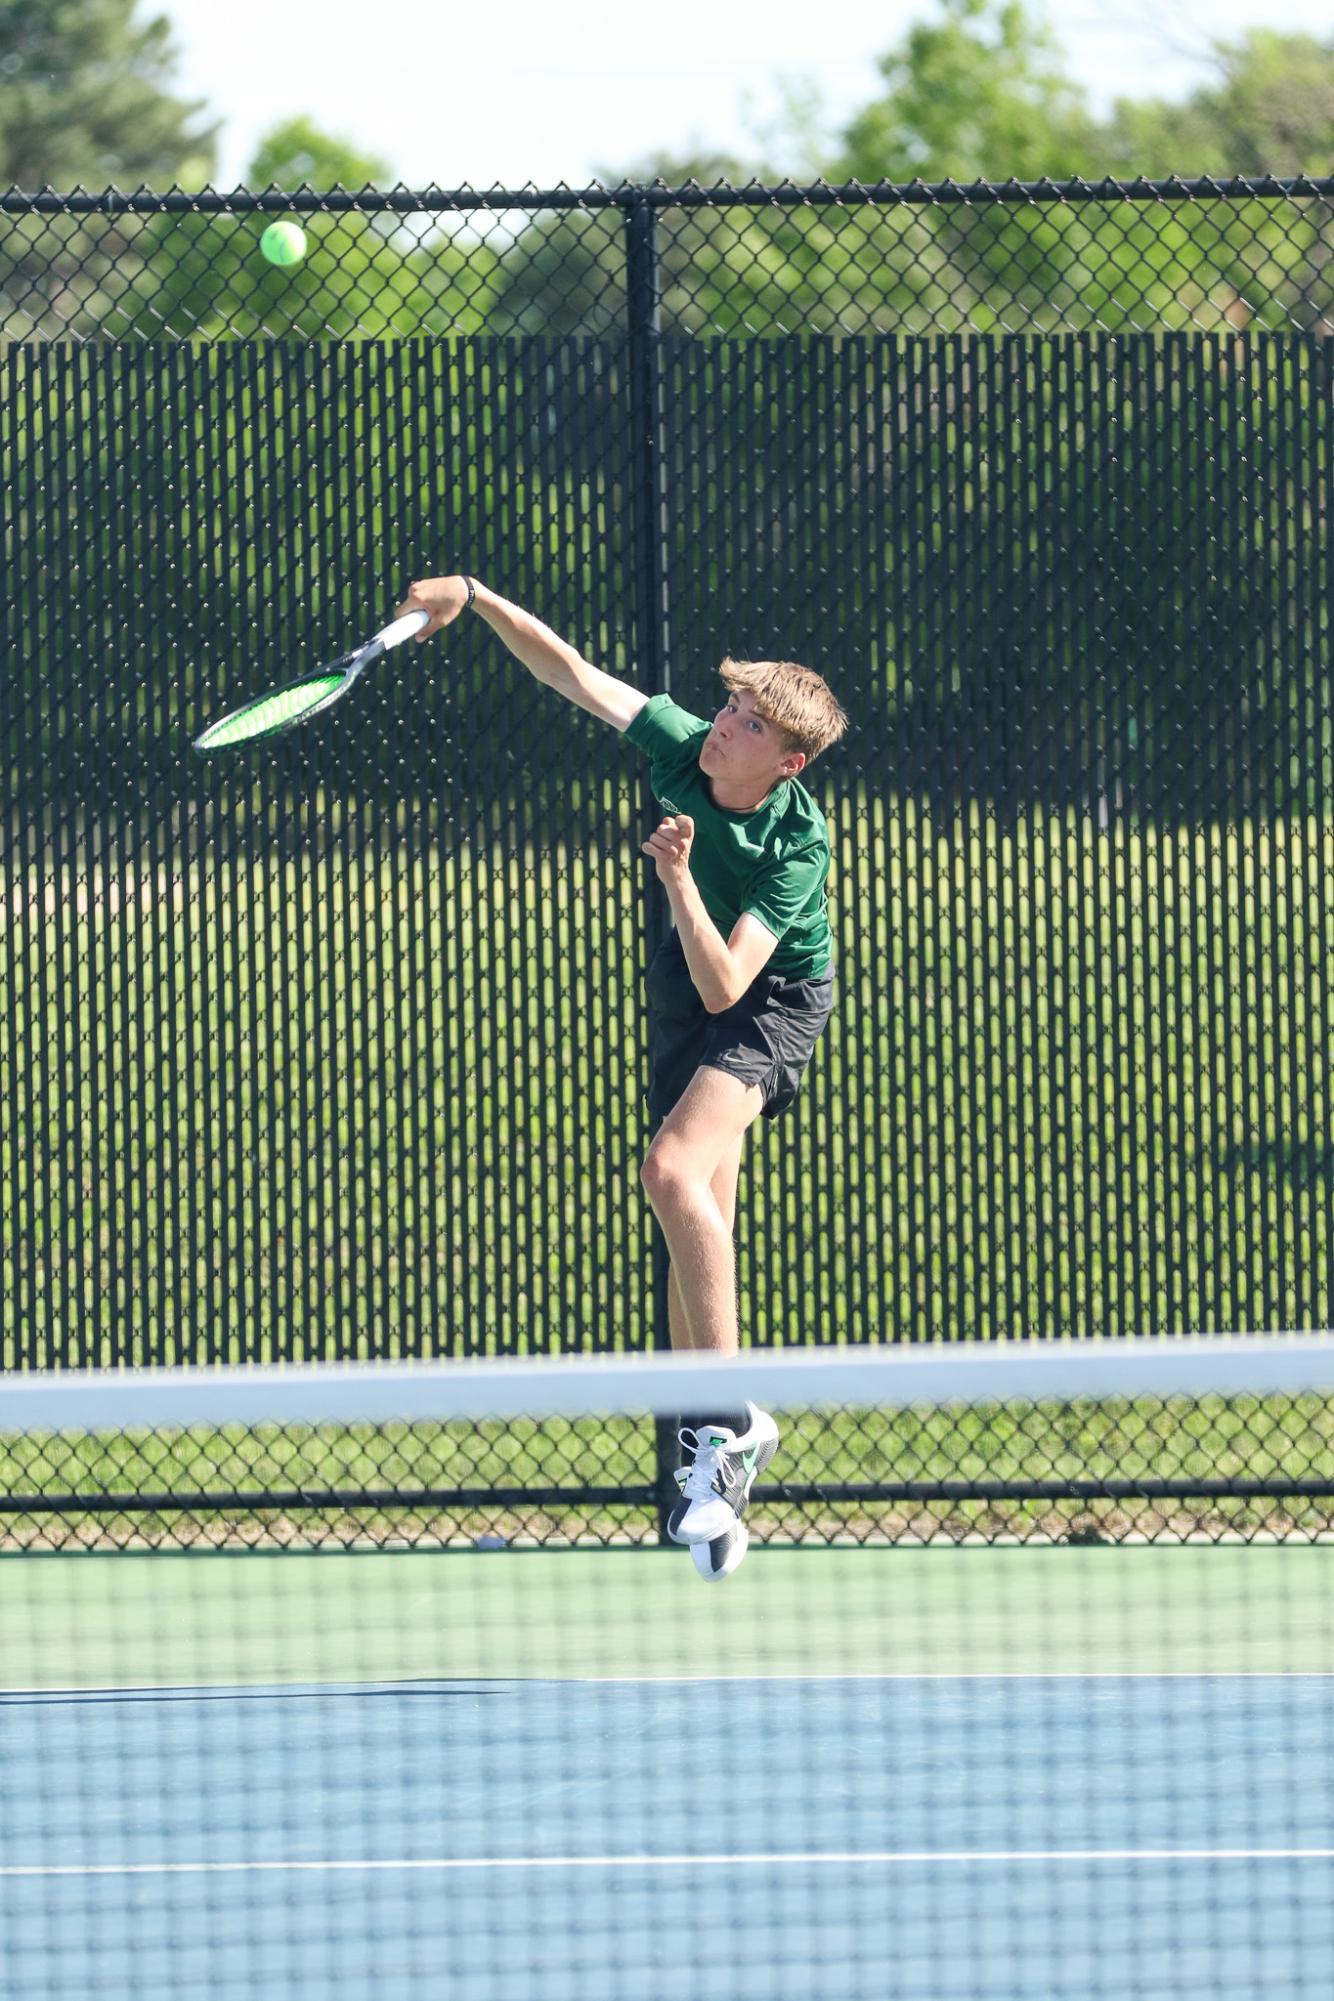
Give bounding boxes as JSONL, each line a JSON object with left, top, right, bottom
{"left": 623, "top": 693, "right": 834, "bottom": 980}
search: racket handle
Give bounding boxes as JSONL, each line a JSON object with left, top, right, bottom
{"left": 375, "top": 608, "right": 431, "bottom": 650}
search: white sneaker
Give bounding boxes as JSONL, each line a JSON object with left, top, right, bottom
{"left": 673, "top": 1403, "right": 780, "bottom": 1545}
{"left": 672, "top": 1468, "right": 752, "bottom": 1581}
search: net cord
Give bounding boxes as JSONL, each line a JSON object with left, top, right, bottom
{"left": 2, "top": 1335, "right": 1332, "bottom": 1431}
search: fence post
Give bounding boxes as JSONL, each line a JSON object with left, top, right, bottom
{"left": 624, "top": 193, "right": 678, "bottom": 1542}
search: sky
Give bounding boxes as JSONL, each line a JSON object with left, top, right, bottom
{"left": 157, "top": 0, "right": 1334, "bottom": 192}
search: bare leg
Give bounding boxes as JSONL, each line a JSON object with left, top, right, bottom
{"left": 655, "top": 1182, "right": 739, "bottom": 1354}
{"left": 642, "top": 1071, "right": 763, "bottom": 1358}
{"left": 666, "top": 1135, "right": 744, "bottom": 1350}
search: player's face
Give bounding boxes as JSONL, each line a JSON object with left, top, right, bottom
{"left": 699, "top": 691, "right": 799, "bottom": 796}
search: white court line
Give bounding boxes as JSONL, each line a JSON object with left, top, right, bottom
{"left": 6, "top": 1850, "right": 1334, "bottom": 1878}
{"left": 555, "top": 1671, "right": 1334, "bottom": 1683}
{"left": 7, "top": 1670, "right": 1334, "bottom": 1697}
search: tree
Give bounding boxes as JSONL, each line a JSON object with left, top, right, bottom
{"left": 248, "top": 117, "right": 391, "bottom": 196}
{"left": 0, "top": 0, "right": 217, "bottom": 189}
{"left": 1092, "top": 32, "right": 1334, "bottom": 333}
{"left": 135, "top": 115, "right": 397, "bottom": 340}
{"left": 1099, "top": 30, "right": 1334, "bottom": 178}
{"left": 112, "top": 117, "right": 502, "bottom": 340}
{"left": 834, "top": 0, "right": 1095, "bottom": 184}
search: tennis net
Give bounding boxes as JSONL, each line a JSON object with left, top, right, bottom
{"left": 3, "top": 1338, "right": 1333, "bottom": 2000}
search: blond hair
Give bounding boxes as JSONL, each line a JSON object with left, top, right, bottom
{"left": 719, "top": 657, "right": 849, "bottom": 766}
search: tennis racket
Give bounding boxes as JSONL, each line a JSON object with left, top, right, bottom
{"left": 192, "top": 608, "right": 429, "bottom": 753}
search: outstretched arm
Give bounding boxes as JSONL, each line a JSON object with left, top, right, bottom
{"left": 395, "top": 576, "right": 650, "bottom": 733}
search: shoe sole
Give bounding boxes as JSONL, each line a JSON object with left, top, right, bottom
{"left": 691, "top": 1519, "right": 750, "bottom": 1582}
{"left": 666, "top": 1467, "right": 691, "bottom": 1545}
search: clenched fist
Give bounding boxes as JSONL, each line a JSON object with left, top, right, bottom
{"left": 393, "top": 576, "right": 475, "bottom": 640}
{"left": 641, "top": 814, "right": 695, "bottom": 888}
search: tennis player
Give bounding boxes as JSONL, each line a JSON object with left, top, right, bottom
{"left": 395, "top": 575, "right": 848, "bottom": 1580}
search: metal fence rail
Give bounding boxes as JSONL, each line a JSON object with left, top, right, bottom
{"left": 2, "top": 180, "right": 1332, "bottom": 1422}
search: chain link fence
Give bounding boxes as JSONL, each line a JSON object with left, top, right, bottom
{"left": 3, "top": 175, "right": 1333, "bottom": 1536}
{"left": 6, "top": 1386, "right": 1333, "bottom": 1552}
{"left": 5, "top": 176, "right": 1334, "bottom": 341}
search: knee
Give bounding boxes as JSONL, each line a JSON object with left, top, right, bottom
{"left": 640, "top": 1141, "right": 691, "bottom": 1207}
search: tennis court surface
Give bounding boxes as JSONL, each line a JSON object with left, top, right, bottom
{"left": 2, "top": 1343, "right": 1332, "bottom": 1999}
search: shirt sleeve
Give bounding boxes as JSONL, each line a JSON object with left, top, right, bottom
{"left": 622, "top": 693, "right": 709, "bottom": 757}
{"left": 742, "top": 841, "right": 829, "bottom": 942}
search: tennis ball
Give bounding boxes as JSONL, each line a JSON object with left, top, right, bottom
{"left": 259, "top": 220, "right": 307, "bottom": 268}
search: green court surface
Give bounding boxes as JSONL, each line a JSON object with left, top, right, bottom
{"left": 4, "top": 1545, "right": 1331, "bottom": 1692}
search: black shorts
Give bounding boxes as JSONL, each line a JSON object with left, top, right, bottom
{"left": 645, "top": 929, "right": 836, "bottom": 1134}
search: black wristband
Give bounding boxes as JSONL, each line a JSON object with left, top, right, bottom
{"left": 462, "top": 575, "right": 477, "bottom": 610}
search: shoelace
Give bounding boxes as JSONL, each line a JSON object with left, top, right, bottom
{"left": 678, "top": 1427, "right": 727, "bottom": 1504}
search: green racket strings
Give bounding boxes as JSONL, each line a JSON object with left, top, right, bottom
{"left": 196, "top": 674, "right": 346, "bottom": 749}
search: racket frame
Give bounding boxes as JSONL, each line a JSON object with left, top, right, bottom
{"left": 192, "top": 608, "right": 429, "bottom": 753}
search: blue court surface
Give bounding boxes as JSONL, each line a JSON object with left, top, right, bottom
{"left": 3, "top": 1667, "right": 1333, "bottom": 2000}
